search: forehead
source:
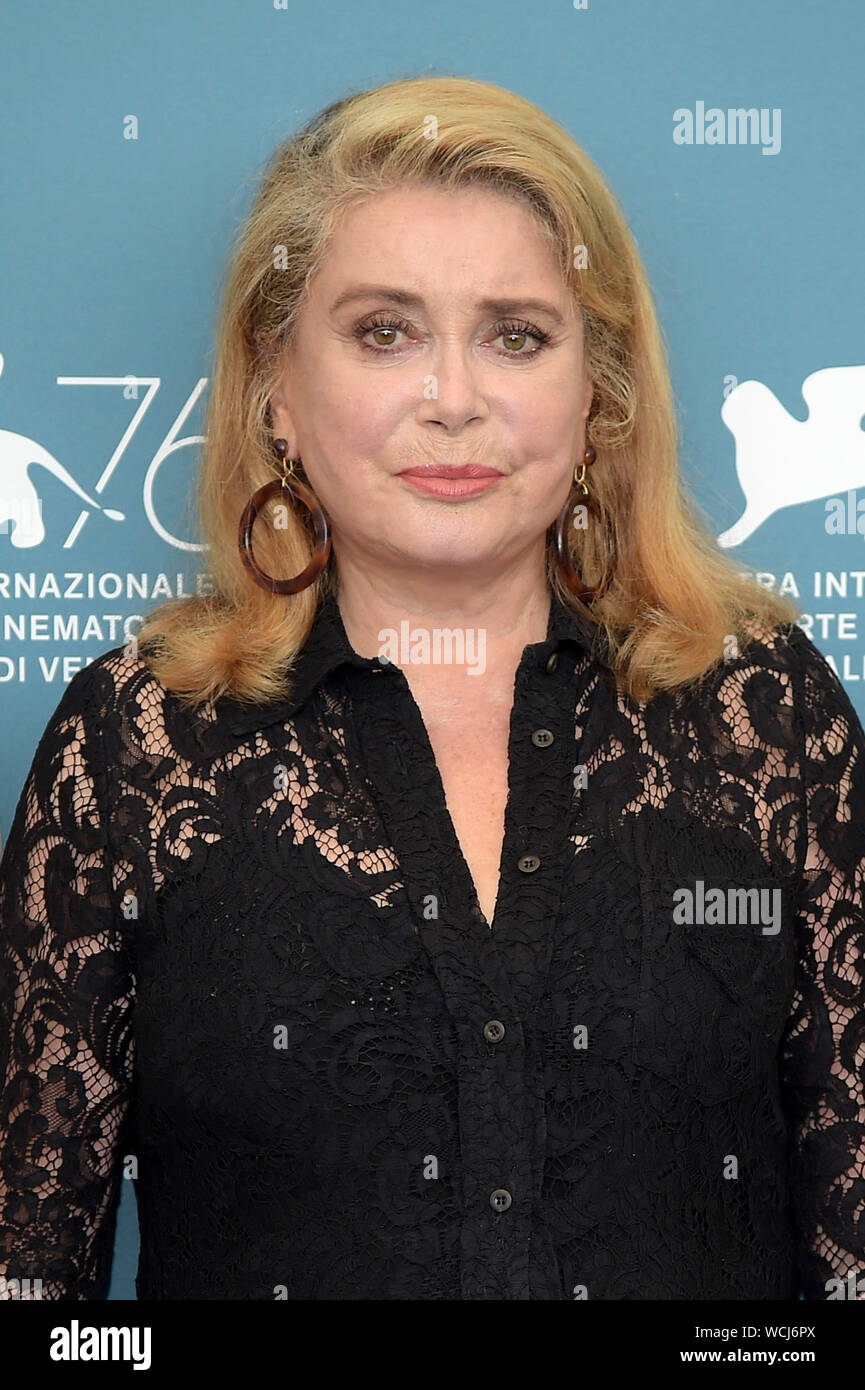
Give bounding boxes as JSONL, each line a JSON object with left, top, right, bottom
{"left": 313, "top": 183, "right": 569, "bottom": 302}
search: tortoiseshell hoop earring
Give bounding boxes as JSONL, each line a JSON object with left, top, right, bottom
{"left": 553, "top": 443, "right": 616, "bottom": 604}
{"left": 238, "top": 438, "right": 333, "bottom": 595}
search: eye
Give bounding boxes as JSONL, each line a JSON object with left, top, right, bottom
{"left": 494, "top": 319, "right": 551, "bottom": 356}
{"left": 352, "top": 314, "right": 552, "bottom": 358}
{"left": 353, "top": 314, "right": 415, "bottom": 354}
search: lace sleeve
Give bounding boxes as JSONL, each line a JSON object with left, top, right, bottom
{"left": 782, "top": 631, "right": 865, "bottom": 1300}
{"left": 0, "top": 664, "right": 135, "bottom": 1300}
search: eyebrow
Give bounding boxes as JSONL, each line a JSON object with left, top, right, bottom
{"left": 329, "top": 285, "right": 567, "bottom": 325}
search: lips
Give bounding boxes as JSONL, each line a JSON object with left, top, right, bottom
{"left": 396, "top": 467, "right": 503, "bottom": 498}
{"left": 397, "top": 464, "right": 503, "bottom": 478}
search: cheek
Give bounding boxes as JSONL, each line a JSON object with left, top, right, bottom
{"left": 315, "top": 411, "right": 394, "bottom": 493}
{"left": 304, "top": 386, "right": 397, "bottom": 500}
{"left": 519, "top": 390, "right": 580, "bottom": 446}
{"left": 497, "top": 372, "right": 565, "bottom": 432}
{"left": 316, "top": 369, "right": 401, "bottom": 448}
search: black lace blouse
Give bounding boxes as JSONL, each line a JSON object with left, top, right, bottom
{"left": 1, "top": 589, "right": 864, "bottom": 1300}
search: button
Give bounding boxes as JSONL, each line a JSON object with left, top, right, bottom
{"left": 531, "top": 728, "right": 554, "bottom": 748}
{"left": 483, "top": 1019, "right": 505, "bottom": 1043}
{"left": 490, "top": 1188, "right": 513, "bottom": 1212}
{"left": 517, "top": 854, "right": 541, "bottom": 873}
{"left": 545, "top": 652, "right": 559, "bottom": 672}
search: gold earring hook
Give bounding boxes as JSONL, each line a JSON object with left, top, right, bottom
{"left": 273, "top": 438, "right": 299, "bottom": 488}
{"left": 574, "top": 442, "right": 596, "bottom": 495}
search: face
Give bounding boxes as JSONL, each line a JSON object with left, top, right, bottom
{"left": 269, "top": 183, "right": 593, "bottom": 581}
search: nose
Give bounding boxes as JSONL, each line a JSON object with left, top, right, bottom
{"left": 416, "top": 337, "right": 488, "bottom": 431}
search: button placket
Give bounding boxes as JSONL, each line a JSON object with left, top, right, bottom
{"left": 490, "top": 641, "right": 586, "bottom": 1021}
{"left": 345, "top": 663, "right": 532, "bottom": 1296}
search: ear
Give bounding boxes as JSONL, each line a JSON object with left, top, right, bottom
{"left": 268, "top": 378, "right": 296, "bottom": 447}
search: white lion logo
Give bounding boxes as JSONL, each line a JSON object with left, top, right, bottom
{"left": 0, "top": 353, "right": 124, "bottom": 546}
{"left": 718, "top": 365, "right": 865, "bottom": 548}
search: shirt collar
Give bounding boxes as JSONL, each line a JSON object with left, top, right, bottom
{"left": 214, "top": 587, "right": 599, "bottom": 736}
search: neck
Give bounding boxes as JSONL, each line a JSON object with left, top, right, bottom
{"left": 330, "top": 548, "right": 552, "bottom": 698}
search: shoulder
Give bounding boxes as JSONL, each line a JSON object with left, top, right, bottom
{"left": 48, "top": 643, "right": 169, "bottom": 727}
{"left": 733, "top": 615, "right": 823, "bottom": 679}
{"left": 693, "top": 617, "right": 865, "bottom": 764}
{"left": 737, "top": 617, "right": 860, "bottom": 722}
{"left": 38, "top": 643, "right": 210, "bottom": 776}
{"left": 53, "top": 643, "right": 253, "bottom": 768}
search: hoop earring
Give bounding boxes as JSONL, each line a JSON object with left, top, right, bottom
{"left": 237, "top": 439, "right": 333, "bottom": 594}
{"left": 553, "top": 443, "right": 616, "bottom": 604}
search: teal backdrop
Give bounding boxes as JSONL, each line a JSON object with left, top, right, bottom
{"left": 1, "top": 0, "right": 863, "bottom": 1299}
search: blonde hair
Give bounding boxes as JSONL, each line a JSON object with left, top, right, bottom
{"left": 136, "top": 73, "right": 799, "bottom": 708}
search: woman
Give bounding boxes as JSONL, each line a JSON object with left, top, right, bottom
{"left": 1, "top": 74, "right": 863, "bottom": 1302}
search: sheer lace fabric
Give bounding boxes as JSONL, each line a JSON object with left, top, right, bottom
{"left": 1, "top": 592, "right": 863, "bottom": 1299}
